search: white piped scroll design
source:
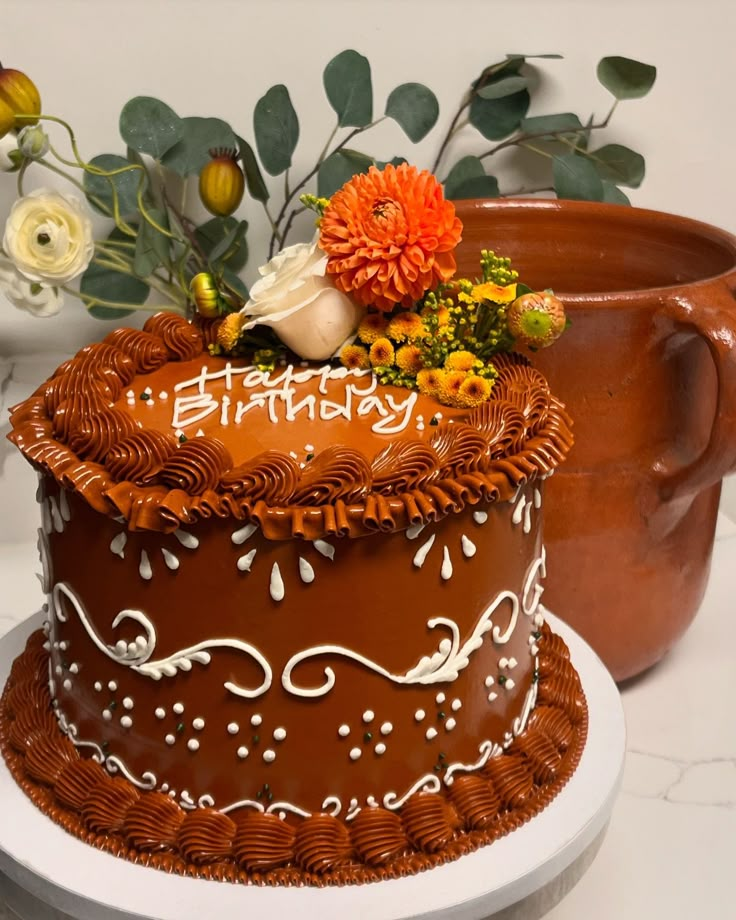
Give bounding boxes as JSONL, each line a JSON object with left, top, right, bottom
{"left": 52, "top": 582, "right": 272, "bottom": 699}
{"left": 281, "top": 553, "right": 546, "bottom": 699}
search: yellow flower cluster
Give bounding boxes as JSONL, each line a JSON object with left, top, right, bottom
{"left": 339, "top": 304, "right": 502, "bottom": 409}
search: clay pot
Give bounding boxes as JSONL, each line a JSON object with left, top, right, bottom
{"left": 454, "top": 199, "right": 736, "bottom": 680}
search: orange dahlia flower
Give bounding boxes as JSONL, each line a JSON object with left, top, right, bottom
{"left": 319, "top": 164, "right": 462, "bottom": 312}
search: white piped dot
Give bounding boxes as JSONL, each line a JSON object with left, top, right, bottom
{"left": 227, "top": 722, "right": 240, "bottom": 735}
{"left": 237, "top": 746, "right": 249, "bottom": 759}
{"left": 488, "top": 692, "right": 498, "bottom": 702}
{"left": 509, "top": 657, "right": 518, "bottom": 669}
{"left": 120, "top": 715, "right": 133, "bottom": 729}
{"left": 484, "top": 676, "right": 495, "bottom": 687}
{"left": 362, "top": 710, "right": 374, "bottom": 723}
{"left": 123, "top": 697, "right": 134, "bottom": 710}
{"left": 173, "top": 702, "right": 184, "bottom": 715}
{"left": 415, "top": 709, "right": 426, "bottom": 722}
{"left": 250, "top": 714, "right": 262, "bottom": 727}
{"left": 102, "top": 709, "right": 112, "bottom": 721}
{"left": 55, "top": 665, "right": 62, "bottom": 676}
{"left": 69, "top": 663, "right": 79, "bottom": 674}
{"left": 451, "top": 698, "right": 462, "bottom": 712}
{"left": 425, "top": 727, "right": 438, "bottom": 741}
{"left": 273, "top": 727, "right": 287, "bottom": 742}
{"left": 505, "top": 678, "right": 516, "bottom": 690}
{"left": 187, "top": 739, "right": 200, "bottom": 752}
{"left": 155, "top": 707, "right": 166, "bottom": 720}
{"left": 375, "top": 743, "right": 386, "bottom": 756}
{"left": 435, "top": 692, "right": 446, "bottom": 704}
{"left": 192, "top": 718, "right": 205, "bottom": 731}
{"left": 62, "top": 679, "right": 72, "bottom": 690}
{"left": 108, "top": 680, "right": 117, "bottom": 692}
{"left": 349, "top": 747, "right": 362, "bottom": 761}
{"left": 263, "top": 749, "right": 276, "bottom": 763}
{"left": 165, "top": 734, "right": 176, "bottom": 745}
{"left": 445, "top": 718, "right": 457, "bottom": 731}
{"left": 94, "top": 682, "right": 102, "bottom": 692}
{"left": 338, "top": 724, "right": 350, "bottom": 738}
{"left": 380, "top": 722, "right": 393, "bottom": 736}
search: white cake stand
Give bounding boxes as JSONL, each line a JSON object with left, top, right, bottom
{"left": 0, "top": 610, "right": 624, "bottom": 920}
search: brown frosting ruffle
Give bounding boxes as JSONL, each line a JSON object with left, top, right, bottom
{"left": 143, "top": 312, "right": 203, "bottom": 362}
{"left": 7, "top": 314, "right": 573, "bottom": 538}
{"left": 0, "top": 623, "right": 588, "bottom": 886}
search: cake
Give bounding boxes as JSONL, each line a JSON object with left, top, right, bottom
{"left": 1, "top": 165, "right": 586, "bottom": 886}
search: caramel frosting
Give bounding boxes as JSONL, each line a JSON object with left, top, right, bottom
{"left": 7, "top": 313, "right": 573, "bottom": 538}
{"left": 1, "top": 623, "right": 588, "bottom": 886}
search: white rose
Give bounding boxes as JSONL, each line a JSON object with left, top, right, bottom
{"left": 3, "top": 187, "right": 94, "bottom": 285}
{"left": 0, "top": 133, "right": 19, "bottom": 172}
{"left": 0, "top": 255, "right": 63, "bottom": 317}
{"left": 244, "top": 239, "right": 364, "bottom": 360}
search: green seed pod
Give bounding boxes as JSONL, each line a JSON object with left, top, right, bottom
{"left": 190, "top": 272, "right": 223, "bottom": 318}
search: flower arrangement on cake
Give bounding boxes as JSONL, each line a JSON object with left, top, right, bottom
{"left": 0, "top": 51, "right": 654, "bottom": 328}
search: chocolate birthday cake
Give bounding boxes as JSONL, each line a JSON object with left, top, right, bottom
{"left": 1, "top": 165, "right": 586, "bottom": 885}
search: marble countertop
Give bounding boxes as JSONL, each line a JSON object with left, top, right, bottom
{"left": 0, "top": 352, "right": 734, "bottom": 919}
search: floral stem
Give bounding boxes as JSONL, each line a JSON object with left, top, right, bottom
{"left": 280, "top": 205, "right": 307, "bottom": 249}
{"left": 16, "top": 158, "right": 29, "bottom": 196}
{"left": 61, "top": 284, "right": 185, "bottom": 314}
{"left": 431, "top": 89, "right": 472, "bottom": 175}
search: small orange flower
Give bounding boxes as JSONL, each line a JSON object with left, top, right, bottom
{"left": 444, "top": 350, "right": 478, "bottom": 372}
{"left": 319, "top": 164, "right": 463, "bottom": 312}
{"left": 438, "top": 370, "right": 467, "bottom": 405}
{"left": 357, "top": 312, "right": 389, "bottom": 344}
{"left": 340, "top": 343, "right": 371, "bottom": 370}
{"left": 216, "top": 312, "right": 246, "bottom": 352}
{"left": 472, "top": 282, "right": 518, "bottom": 304}
{"left": 417, "top": 367, "right": 445, "bottom": 397}
{"left": 387, "top": 311, "right": 425, "bottom": 342}
{"left": 396, "top": 344, "right": 424, "bottom": 375}
{"left": 369, "top": 337, "right": 395, "bottom": 367}
{"left": 455, "top": 375, "right": 493, "bottom": 408}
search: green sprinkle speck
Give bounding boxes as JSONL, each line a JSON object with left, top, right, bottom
{"left": 363, "top": 732, "right": 373, "bottom": 743}
{"left": 498, "top": 675, "right": 507, "bottom": 686}
{"left": 177, "top": 722, "right": 185, "bottom": 733}
{"left": 429, "top": 417, "right": 439, "bottom": 426}
{"left": 437, "top": 711, "right": 445, "bottom": 720}
{"left": 252, "top": 734, "right": 260, "bottom": 744}
{"left": 139, "top": 392, "right": 150, "bottom": 401}
{"left": 179, "top": 434, "right": 187, "bottom": 443}
{"left": 109, "top": 700, "right": 117, "bottom": 710}
{"left": 306, "top": 453, "right": 314, "bottom": 461}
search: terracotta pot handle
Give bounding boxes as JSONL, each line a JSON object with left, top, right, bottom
{"left": 657, "top": 277, "right": 736, "bottom": 501}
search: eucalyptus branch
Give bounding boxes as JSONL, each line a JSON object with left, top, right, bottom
{"left": 67, "top": 287, "right": 186, "bottom": 315}
{"left": 280, "top": 205, "right": 307, "bottom": 249}
{"left": 16, "top": 158, "right": 29, "bottom": 196}
{"left": 162, "top": 190, "right": 208, "bottom": 271}
{"left": 90, "top": 255, "right": 187, "bottom": 306}
{"left": 431, "top": 88, "right": 473, "bottom": 175}
{"left": 268, "top": 118, "right": 387, "bottom": 257}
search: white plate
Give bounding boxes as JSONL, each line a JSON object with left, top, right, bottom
{"left": 0, "top": 610, "right": 624, "bottom": 920}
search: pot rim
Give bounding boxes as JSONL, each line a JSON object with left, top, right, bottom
{"left": 453, "top": 197, "right": 736, "bottom": 303}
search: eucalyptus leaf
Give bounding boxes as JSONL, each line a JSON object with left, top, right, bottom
{"left": 444, "top": 155, "right": 484, "bottom": 196}
{"left": 221, "top": 266, "right": 248, "bottom": 302}
{"left": 476, "top": 75, "right": 529, "bottom": 100}
{"left": 444, "top": 156, "right": 499, "bottom": 199}
{"left": 590, "top": 144, "right": 645, "bottom": 188}
{"left": 317, "top": 149, "right": 373, "bottom": 198}
{"left": 133, "top": 209, "right": 170, "bottom": 278}
{"left": 553, "top": 153, "right": 605, "bottom": 201}
{"left": 210, "top": 219, "right": 248, "bottom": 268}
{"left": 196, "top": 217, "right": 249, "bottom": 272}
{"left": 376, "top": 156, "right": 408, "bottom": 169}
{"left": 323, "top": 50, "right": 373, "bottom": 128}
{"left": 385, "top": 83, "right": 439, "bottom": 142}
{"left": 119, "top": 97, "right": 183, "bottom": 159}
{"left": 520, "top": 112, "right": 583, "bottom": 139}
{"left": 83, "top": 154, "right": 142, "bottom": 218}
{"left": 161, "top": 117, "right": 237, "bottom": 177}
{"left": 80, "top": 253, "right": 150, "bottom": 319}
{"left": 448, "top": 174, "right": 500, "bottom": 200}
{"left": 597, "top": 56, "right": 657, "bottom": 100}
{"left": 469, "top": 90, "right": 530, "bottom": 140}
{"left": 601, "top": 181, "right": 631, "bottom": 205}
{"left": 254, "top": 85, "right": 299, "bottom": 176}
{"left": 238, "top": 136, "right": 269, "bottom": 203}
{"left": 473, "top": 56, "right": 526, "bottom": 88}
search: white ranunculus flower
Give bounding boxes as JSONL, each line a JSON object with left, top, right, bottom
{"left": 0, "top": 133, "right": 18, "bottom": 171}
{"left": 3, "top": 188, "right": 95, "bottom": 285}
{"left": 0, "top": 255, "right": 63, "bottom": 317}
{"left": 243, "top": 238, "right": 364, "bottom": 360}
